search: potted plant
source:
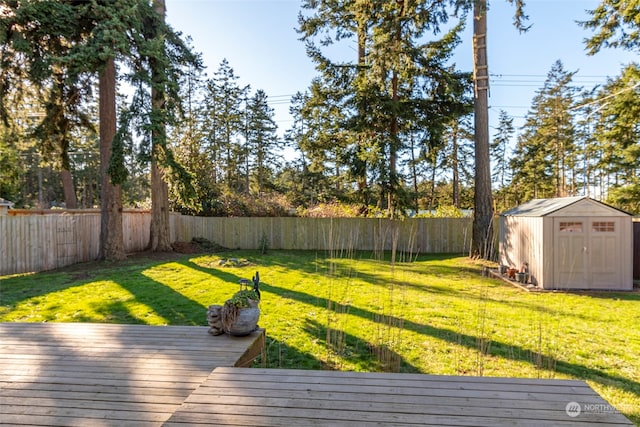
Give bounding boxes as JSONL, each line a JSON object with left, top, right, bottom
{"left": 221, "top": 274, "right": 261, "bottom": 336}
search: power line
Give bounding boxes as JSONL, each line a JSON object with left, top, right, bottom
{"left": 570, "top": 81, "right": 640, "bottom": 111}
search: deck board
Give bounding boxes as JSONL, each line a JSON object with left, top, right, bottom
{"left": 165, "top": 367, "right": 634, "bottom": 427}
{"left": 0, "top": 323, "right": 633, "bottom": 427}
{"left": 0, "top": 322, "right": 265, "bottom": 426}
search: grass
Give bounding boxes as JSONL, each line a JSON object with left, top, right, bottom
{"left": 1, "top": 250, "right": 639, "bottom": 425}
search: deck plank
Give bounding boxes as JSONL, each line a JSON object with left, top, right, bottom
{"left": 1, "top": 323, "right": 633, "bottom": 427}
{"left": 0, "top": 322, "right": 265, "bottom": 426}
{"left": 164, "top": 367, "right": 634, "bottom": 427}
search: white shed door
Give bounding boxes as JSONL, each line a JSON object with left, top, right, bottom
{"left": 554, "top": 218, "right": 621, "bottom": 289}
{"left": 589, "top": 219, "right": 621, "bottom": 288}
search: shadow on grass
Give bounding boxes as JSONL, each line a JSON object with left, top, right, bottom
{"left": 2, "top": 251, "right": 637, "bottom": 423}
{"left": 113, "top": 275, "right": 207, "bottom": 325}
{"left": 301, "top": 317, "right": 421, "bottom": 373}
{"left": 0, "top": 258, "right": 208, "bottom": 325}
{"left": 179, "top": 258, "right": 252, "bottom": 284}
{"left": 261, "top": 280, "right": 640, "bottom": 406}
{"left": 261, "top": 335, "right": 327, "bottom": 370}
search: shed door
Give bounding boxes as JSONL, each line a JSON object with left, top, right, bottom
{"left": 589, "top": 219, "right": 620, "bottom": 288}
{"left": 555, "top": 219, "right": 587, "bottom": 288}
{"left": 554, "top": 218, "right": 621, "bottom": 289}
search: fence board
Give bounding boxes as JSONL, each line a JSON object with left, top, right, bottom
{"left": 1, "top": 213, "right": 473, "bottom": 276}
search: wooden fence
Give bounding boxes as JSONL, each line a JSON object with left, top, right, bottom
{"left": 173, "top": 216, "right": 472, "bottom": 253}
{"left": 0, "top": 210, "right": 151, "bottom": 276}
{"left": 0, "top": 211, "right": 472, "bottom": 276}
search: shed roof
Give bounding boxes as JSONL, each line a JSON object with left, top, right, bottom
{"left": 0, "top": 198, "right": 13, "bottom": 207}
{"left": 500, "top": 196, "right": 630, "bottom": 217}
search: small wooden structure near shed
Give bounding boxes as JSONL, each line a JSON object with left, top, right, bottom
{"left": 499, "top": 196, "right": 633, "bottom": 290}
{"left": 0, "top": 198, "right": 13, "bottom": 216}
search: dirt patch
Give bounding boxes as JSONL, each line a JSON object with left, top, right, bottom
{"left": 172, "top": 241, "right": 202, "bottom": 254}
{"left": 171, "top": 237, "right": 228, "bottom": 254}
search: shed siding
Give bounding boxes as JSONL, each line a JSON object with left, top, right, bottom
{"left": 500, "top": 216, "right": 544, "bottom": 285}
{"left": 620, "top": 218, "right": 634, "bottom": 288}
{"left": 634, "top": 220, "right": 640, "bottom": 281}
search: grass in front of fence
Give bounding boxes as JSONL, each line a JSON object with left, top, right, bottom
{"left": 0, "top": 250, "right": 639, "bottom": 424}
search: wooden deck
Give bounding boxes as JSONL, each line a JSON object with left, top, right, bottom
{"left": 0, "top": 322, "right": 264, "bottom": 427}
{"left": 0, "top": 323, "right": 633, "bottom": 427}
{"left": 165, "top": 368, "right": 634, "bottom": 427}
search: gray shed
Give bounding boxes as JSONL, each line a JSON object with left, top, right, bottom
{"left": 499, "top": 196, "right": 633, "bottom": 290}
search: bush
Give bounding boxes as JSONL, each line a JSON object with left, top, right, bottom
{"left": 297, "top": 202, "right": 389, "bottom": 218}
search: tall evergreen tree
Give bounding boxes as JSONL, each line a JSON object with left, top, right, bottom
{"left": 148, "top": 0, "right": 171, "bottom": 251}
{"left": 490, "top": 109, "right": 515, "bottom": 211}
{"left": 470, "top": 0, "right": 528, "bottom": 259}
{"left": 592, "top": 64, "right": 640, "bottom": 212}
{"left": 574, "top": 103, "right": 595, "bottom": 197}
{"left": 285, "top": 90, "right": 326, "bottom": 206}
{"left": 98, "top": 57, "right": 125, "bottom": 260}
{"left": 201, "top": 60, "right": 248, "bottom": 193}
{"left": 0, "top": 0, "right": 200, "bottom": 258}
{"left": 293, "top": 78, "right": 350, "bottom": 205}
{"left": 491, "top": 109, "right": 514, "bottom": 189}
{"left": 509, "top": 116, "right": 552, "bottom": 200}
{"left": 445, "top": 116, "right": 474, "bottom": 209}
{"left": 471, "top": 0, "right": 493, "bottom": 258}
{"left": 298, "top": 0, "right": 470, "bottom": 216}
{"left": 0, "top": 0, "right": 128, "bottom": 259}
{"left": 0, "top": 1, "right": 95, "bottom": 210}
{"left": 581, "top": 1, "right": 640, "bottom": 212}
{"left": 509, "top": 60, "right": 579, "bottom": 199}
{"left": 246, "top": 89, "right": 280, "bottom": 194}
{"left": 168, "top": 62, "right": 208, "bottom": 213}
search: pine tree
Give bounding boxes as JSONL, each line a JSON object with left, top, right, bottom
{"left": 298, "top": 0, "right": 470, "bottom": 216}
{"left": 168, "top": 63, "right": 207, "bottom": 214}
{"left": 491, "top": 110, "right": 514, "bottom": 190}
{"left": 0, "top": 0, "right": 199, "bottom": 258}
{"left": 470, "top": 0, "right": 528, "bottom": 259}
{"left": 592, "top": 64, "right": 640, "bottom": 212}
{"left": 285, "top": 91, "right": 323, "bottom": 206}
{"left": 0, "top": 1, "right": 95, "bottom": 210}
{"left": 490, "top": 110, "right": 515, "bottom": 211}
{"left": 509, "top": 60, "right": 579, "bottom": 200}
{"left": 201, "top": 60, "right": 248, "bottom": 193}
{"left": 148, "top": 0, "right": 172, "bottom": 252}
{"left": 246, "top": 89, "right": 280, "bottom": 194}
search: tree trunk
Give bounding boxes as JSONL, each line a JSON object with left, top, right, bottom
{"left": 429, "top": 153, "right": 437, "bottom": 211}
{"left": 410, "top": 134, "right": 419, "bottom": 212}
{"left": 149, "top": 161, "right": 171, "bottom": 251}
{"left": 61, "top": 168, "right": 77, "bottom": 209}
{"left": 149, "top": 0, "right": 172, "bottom": 252}
{"left": 471, "top": 0, "right": 494, "bottom": 259}
{"left": 386, "top": 1, "right": 404, "bottom": 219}
{"left": 356, "top": 17, "right": 368, "bottom": 202}
{"left": 388, "top": 68, "right": 399, "bottom": 218}
{"left": 98, "top": 57, "right": 125, "bottom": 261}
{"left": 451, "top": 125, "right": 460, "bottom": 209}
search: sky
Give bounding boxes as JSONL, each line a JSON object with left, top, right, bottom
{"left": 163, "top": 0, "right": 636, "bottom": 147}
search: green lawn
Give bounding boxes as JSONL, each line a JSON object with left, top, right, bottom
{"left": 1, "top": 250, "right": 638, "bottom": 424}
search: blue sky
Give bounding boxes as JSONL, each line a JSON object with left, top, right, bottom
{"left": 164, "top": 0, "right": 636, "bottom": 144}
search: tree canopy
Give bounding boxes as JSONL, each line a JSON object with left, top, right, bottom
{"left": 1, "top": 0, "right": 638, "bottom": 227}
